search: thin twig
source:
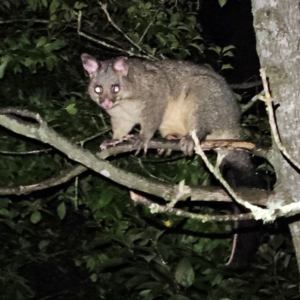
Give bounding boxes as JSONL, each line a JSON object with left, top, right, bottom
{"left": 0, "top": 19, "right": 50, "bottom": 25}
{"left": 240, "top": 92, "right": 263, "bottom": 114}
{"left": 0, "top": 149, "right": 52, "bottom": 155}
{"left": 98, "top": 2, "right": 156, "bottom": 60}
{"left": 191, "top": 132, "right": 300, "bottom": 220}
{"left": 99, "top": 2, "right": 142, "bottom": 52}
{"left": 167, "top": 180, "right": 191, "bottom": 208}
{"left": 138, "top": 5, "right": 161, "bottom": 45}
{"left": 78, "top": 128, "right": 111, "bottom": 147}
{"left": 259, "top": 68, "right": 300, "bottom": 171}
{"left": 191, "top": 130, "right": 268, "bottom": 220}
{"left": 0, "top": 165, "right": 87, "bottom": 196}
{"left": 136, "top": 158, "right": 170, "bottom": 183}
{"left": 77, "top": 11, "right": 130, "bottom": 54}
{"left": 130, "top": 191, "right": 255, "bottom": 222}
{"left": 0, "top": 18, "right": 76, "bottom": 27}
{"left": 77, "top": 10, "right": 154, "bottom": 59}
{"left": 229, "top": 80, "right": 262, "bottom": 90}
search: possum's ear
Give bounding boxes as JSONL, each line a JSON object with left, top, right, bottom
{"left": 81, "top": 53, "right": 100, "bottom": 74}
{"left": 113, "top": 57, "right": 129, "bottom": 76}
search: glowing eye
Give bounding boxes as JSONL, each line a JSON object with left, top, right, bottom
{"left": 94, "top": 86, "right": 103, "bottom": 94}
{"left": 111, "top": 85, "right": 120, "bottom": 93}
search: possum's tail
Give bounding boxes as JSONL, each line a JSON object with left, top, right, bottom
{"left": 221, "top": 150, "right": 265, "bottom": 271}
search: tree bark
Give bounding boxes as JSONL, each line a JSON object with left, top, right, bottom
{"left": 252, "top": 1, "right": 300, "bottom": 276}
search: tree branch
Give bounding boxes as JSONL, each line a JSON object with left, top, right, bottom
{"left": 130, "top": 191, "right": 255, "bottom": 222}
{"left": 99, "top": 2, "right": 143, "bottom": 54}
{"left": 0, "top": 165, "right": 87, "bottom": 196}
{"left": 259, "top": 68, "right": 300, "bottom": 171}
{"left": 0, "top": 108, "right": 270, "bottom": 207}
{"left": 77, "top": 10, "right": 155, "bottom": 60}
{"left": 229, "top": 80, "right": 262, "bottom": 90}
{"left": 192, "top": 131, "right": 270, "bottom": 222}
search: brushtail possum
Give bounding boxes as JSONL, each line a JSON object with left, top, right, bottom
{"left": 81, "top": 54, "right": 261, "bottom": 269}
{"left": 81, "top": 54, "right": 241, "bottom": 154}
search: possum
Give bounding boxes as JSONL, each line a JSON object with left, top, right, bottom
{"left": 81, "top": 53, "right": 261, "bottom": 269}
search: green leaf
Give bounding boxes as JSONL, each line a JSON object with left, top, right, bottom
{"left": 30, "top": 211, "right": 42, "bottom": 224}
{"left": 223, "top": 45, "right": 235, "bottom": 52}
{"left": 126, "top": 275, "right": 150, "bottom": 290}
{"left": 170, "top": 40, "right": 179, "bottom": 50}
{"left": 86, "top": 256, "right": 96, "bottom": 271}
{"left": 36, "top": 36, "right": 48, "bottom": 48}
{"left": 57, "top": 202, "right": 66, "bottom": 220}
{"left": 211, "top": 273, "right": 223, "bottom": 286}
{"left": 41, "top": 0, "right": 48, "bottom": 8}
{"left": 39, "top": 240, "right": 50, "bottom": 251}
{"left": 208, "top": 46, "right": 222, "bottom": 54}
{"left": 145, "top": 2, "right": 152, "bottom": 9}
{"left": 64, "top": 103, "right": 78, "bottom": 115}
{"left": 223, "top": 51, "right": 234, "bottom": 57}
{"left": 13, "top": 64, "right": 22, "bottom": 74}
{"left": 49, "top": 0, "right": 60, "bottom": 16}
{"left": 50, "top": 39, "right": 67, "bottom": 51}
{"left": 174, "top": 258, "right": 195, "bottom": 288}
{"left": 96, "top": 187, "right": 118, "bottom": 209}
{"left": 74, "top": 259, "right": 82, "bottom": 267}
{"left": 127, "top": 6, "right": 136, "bottom": 16}
{"left": 2, "top": 1, "right": 11, "bottom": 9}
{"left": 177, "top": 25, "right": 192, "bottom": 31}
{"left": 23, "top": 57, "right": 34, "bottom": 67}
{"left": 45, "top": 57, "right": 55, "bottom": 71}
{"left": 189, "top": 43, "right": 204, "bottom": 53}
{"left": 156, "top": 34, "right": 167, "bottom": 46}
{"left": 28, "top": 0, "right": 38, "bottom": 10}
{"left": 139, "top": 289, "right": 152, "bottom": 297}
{"left": 221, "top": 64, "right": 233, "bottom": 70}
{"left": 90, "top": 273, "right": 98, "bottom": 282}
{"left": 0, "top": 60, "right": 8, "bottom": 79}
{"left": 74, "top": 1, "right": 87, "bottom": 9}
{"left": 0, "top": 208, "right": 11, "bottom": 218}
{"left": 0, "top": 198, "right": 10, "bottom": 208}
{"left": 218, "top": 0, "right": 228, "bottom": 7}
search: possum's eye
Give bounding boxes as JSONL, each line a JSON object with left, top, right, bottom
{"left": 111, "top": 85, "right": 120, "bottom": 94}
{"left": 94, "top": 85, "right": 103, "bottom": 94}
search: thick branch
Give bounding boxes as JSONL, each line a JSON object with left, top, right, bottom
{"left": 0, "top": 165, "right": 87, "bottom": 196}
{"left": 0, "top": 108, "right": 270, "bottom": 206}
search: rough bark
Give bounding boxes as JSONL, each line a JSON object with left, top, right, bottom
{"left": 252, "top": 1, "right": 300, "bottom": 275}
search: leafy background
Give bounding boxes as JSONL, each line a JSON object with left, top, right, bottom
{"left": 0, "top": 0, "right": 297, "bottom": 299}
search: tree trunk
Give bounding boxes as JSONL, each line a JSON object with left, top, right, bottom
{"left": 252, "top": 1, "right": 300, "bottom": 276}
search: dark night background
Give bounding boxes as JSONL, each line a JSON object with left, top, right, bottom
{"left": 1, "top": 1, "right": 297, "bottom": 299}
{"left": 200, "top": 0, "right": 260, "bottom": 82}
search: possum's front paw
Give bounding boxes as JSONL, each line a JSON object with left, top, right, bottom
{"left": 180, "top": 135, "right": 195, "bottom": 156}
{"left": 100, "top": 139, "right": 123, "bottom": 150}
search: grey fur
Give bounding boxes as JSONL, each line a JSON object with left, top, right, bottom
{"left": 81, "top": 54, "right": 241, "bottom": 153}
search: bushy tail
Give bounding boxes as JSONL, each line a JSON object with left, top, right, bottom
{"left": 221, "top": 151, "right": 264, "bottom": 271}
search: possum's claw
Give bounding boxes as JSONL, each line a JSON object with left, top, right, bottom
{"left": 180, "top": 135, "right": 195, "bottom": 156}
{"left": 100, "top": 139, "right": 123, "bottom": 150}
{"left": 158, "top": 134, "right": 182, "bottom": 156}
{"left": 125, "top": 134, "right": 148, "bottom": 154}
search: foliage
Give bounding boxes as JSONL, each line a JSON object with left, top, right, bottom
{"left": 0, "top": 0, "right": 295, "bottom": 299}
